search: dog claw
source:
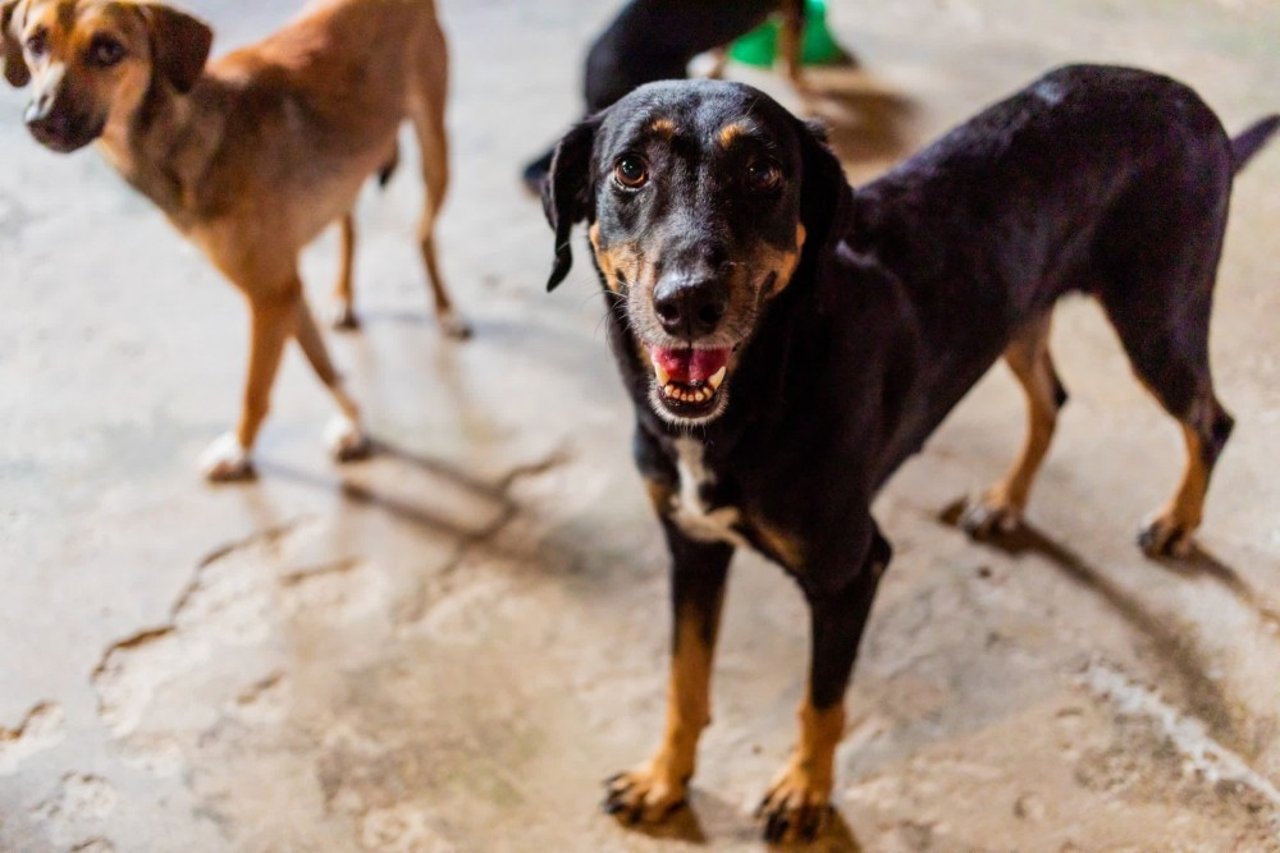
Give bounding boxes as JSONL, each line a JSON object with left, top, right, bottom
{"left": 200, "top": 432, "right": 255, "bottom": 482}
{"left": 325, "top": 415, "right": 372, "bottom": 462}
{"left": 1138, "top": 515, "right": 1194, "bottom": 559}
{"left": 438, "top": 311, "right": 472, "bottom": 340}
{"left": 959, "top": 494, "right": 1022, "bottom": 539}
{"left": 330, "top": 301, "right": 359, "bottom": 331}
{"left": 601, "top": 767, "right": 687, "bottom": 826}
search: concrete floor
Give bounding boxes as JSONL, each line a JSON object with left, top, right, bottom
{"left": 2, "top": 0, "right": 1279, "bottom": 850}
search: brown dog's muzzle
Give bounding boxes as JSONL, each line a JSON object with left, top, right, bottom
{"left": 25, "top": 84, "right": 103, "bottom": 152}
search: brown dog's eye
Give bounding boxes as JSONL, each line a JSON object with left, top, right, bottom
{"left": 88, "top": 35, "right": 126, "bottom": 68}
{"left": 614, "top": 155, "right": 649, "bottom": 189}
{"left": 25, "top": 29, "right": 47, "bottom": 57}
{"left": 747, "top": 159, "right": 782, "bottom": 191}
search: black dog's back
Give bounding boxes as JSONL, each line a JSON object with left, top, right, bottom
{"left": 846, "top": 66, "right": 1274, "bottom": 481}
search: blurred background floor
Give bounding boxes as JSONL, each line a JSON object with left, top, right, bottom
{"left": 1, "top": 0, "right": 1278, "bottom": 850}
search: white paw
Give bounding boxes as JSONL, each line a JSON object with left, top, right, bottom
{"left": 200, "top": 433, "right": 254, "bottom": 482}
{"left": 330, "top": 301, "right": 359, "bottom": 331}
{"left": 325, "top": 415, "right": 371, "bottom": 462}
{"left": 438, "top": 311, "right": 472, "bottom": 340}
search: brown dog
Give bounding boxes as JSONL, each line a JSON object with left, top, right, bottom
{"left": 1, "top": 0, "right": 465, "bottom": 480}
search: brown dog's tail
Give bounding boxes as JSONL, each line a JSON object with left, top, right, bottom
{"left": 377, "top": 143, "right": 401, "bottom": 188}
{"left": 1231, "top": 115, "right": 1280, "bottom": 175}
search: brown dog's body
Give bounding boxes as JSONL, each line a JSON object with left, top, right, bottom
{"left": 2, "top": 0, "right": 463, "bottom": 479}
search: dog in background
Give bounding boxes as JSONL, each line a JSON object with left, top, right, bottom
{"left": 522, "top": 0, "right": 815, "bottom": 194}
{"left": 1, "top": 0, "right": 466, "bottom": 480}
{"left": 543, "top": 68, "right": 1277, "bottom": 841}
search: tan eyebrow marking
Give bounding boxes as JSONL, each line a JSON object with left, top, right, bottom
{"left": 717, "top": 121, "right": 752, "bottom": 148}
{"left": 648, "top": 117, "right": 677, "bottom": 138}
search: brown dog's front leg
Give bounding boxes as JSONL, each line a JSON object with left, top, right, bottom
{"left": 758, "top": 533, "right": 890, "bottom": 843}
{"left": 200, "top": 289, "right": 295, "bottom": 481}
{"left": 604, "top": 521, "right": 733, "bottom": 825}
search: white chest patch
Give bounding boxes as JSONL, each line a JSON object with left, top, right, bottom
{"left": 670, "top": 438, "right": 750, "bottom": 548}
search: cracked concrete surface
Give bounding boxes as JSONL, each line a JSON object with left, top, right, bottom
{"left": 2, "top": 0, "right": 1279, "bottom": 850}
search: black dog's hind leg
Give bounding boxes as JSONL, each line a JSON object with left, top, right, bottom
{"left": 758, "top": 528, "right": 891, "bottom": 843}
{"left": 962, "top": 312, "right": 1067, "bottom": 538}
{"left": 1094, "top": 171, "right": 1234, "bottom": 558}
{"left": 604, "top": 517, "right": 733, "bottom": 824}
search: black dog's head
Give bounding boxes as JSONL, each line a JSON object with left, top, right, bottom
{"left": 543, "top": 80, "right": 847, "bottom": 427}
{"left": 1, "top": 0, "right": 211, "bottom": 153}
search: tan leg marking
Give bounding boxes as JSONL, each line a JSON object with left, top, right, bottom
{"left": 962, "top": 313, "right": 1061, "bottom": 537}
{"left": 605, "top": 599, "right": 721, "bottom": 823}
{"left": 1140, "top": 421, "right": 1212, "bottom": 558}
{"left": 758, "top": 697, "right": 845, "bottom": 841}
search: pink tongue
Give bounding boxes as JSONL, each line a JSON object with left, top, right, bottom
{"left": 649, "top": 346, "right": 730, "bottom": 383}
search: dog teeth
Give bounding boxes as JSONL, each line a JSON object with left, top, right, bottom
{"left": 707, "top": 366, "right": 727, "bottom": 390}
{"left": 653, "top": 360, "right": 670, "bottom": 386}
{"left": 662, "top": 383, "right": 715, "bottom": 404}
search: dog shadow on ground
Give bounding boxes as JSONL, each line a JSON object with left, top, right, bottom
{"left": 797, "top": 67, "right": 919, "bottom": 174}
{"left": 937, "top": 498, "right": 1255, "bottom": 756}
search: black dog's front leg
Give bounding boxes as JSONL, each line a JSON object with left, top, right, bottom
{"left": 758, "top": 528, "right": 892, "bottom": 843}
{"left": 604, "top": 517, "right": 734, "bottom": 824}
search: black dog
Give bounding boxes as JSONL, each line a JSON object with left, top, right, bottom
{"left": 542, "top": 65, "right": 1278, "bottom": 842}
{"left": 522, "top": 0, "right": 808, "bottom": 194}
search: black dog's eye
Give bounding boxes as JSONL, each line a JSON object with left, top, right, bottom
{"left": 87, "top": 35, "right": 126, "bottom": 68}
{"left": 24, "top": 29, "right": 47, "bottom": 57}
{"left": 746, "top": 159, "right": 782, "bottom": 192}
{"left": 614, "top": 155, "right": 649, "bottom": 189}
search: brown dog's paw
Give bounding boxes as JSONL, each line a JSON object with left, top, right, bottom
{"left": 756, "top": 760, "right": 833, "bottom": 844}
{"left": 602, "top": 764, "right": 688, "bottom": 826}
{"left": 325, "top": 415, "right": 372, "bottom": 463}
{"left": 438, "top": 311, "right": 473, "bottom": 341}
{"left": 1138, "top": 513, "right": 1195, "bottom": 559}
{"left": 200, "top": 433, "right": 255, "bottom": 483}
{"left": 958, "top": 492, "right": 1023, "bottom": 540}
{"left": 330, "top": 301, "right": 360, "bottom": 331}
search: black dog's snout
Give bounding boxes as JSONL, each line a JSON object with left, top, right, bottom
{"left": 653, "top": 272, "right": 729, "bottom": 340}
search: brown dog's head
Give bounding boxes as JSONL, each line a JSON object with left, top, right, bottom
{"left": 1, "top": 0, "right": 210, "bottom": 152}
{"left": 543, "top": 80, "right": 848, "bottom": 427}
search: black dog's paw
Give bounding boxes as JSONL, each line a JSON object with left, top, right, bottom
{"left": 958, "top": 492, "right": 1023, "bottom": 540}
{"left": 602, "top": 765, "right": 688, "bottom": 827}
{"left": 755, "top": 764, "right": 833, "bottom": 844}
{"left": 1137, "top": 513, "right": 1195, "bottom": 559}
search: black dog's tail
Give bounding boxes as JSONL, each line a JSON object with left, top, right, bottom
{"left": 1231, "top": 115, "right": 1280, "bottom": 174}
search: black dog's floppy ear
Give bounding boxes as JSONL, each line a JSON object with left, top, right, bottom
{"left": 796, "top": 117, "right": 851, "bottom": 254}
{"left": 2, "top": 0, "right": 30, "bottom": 88}
{"left": 139, "top": 3, "right": 212, "bottom": 94}
{"left": 542, "top": 116, "right": 600, "bottom": 292}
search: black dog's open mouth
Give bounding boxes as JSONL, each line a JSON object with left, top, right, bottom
{"left": 647, "top": 344, "right": 731, "bottom": 419}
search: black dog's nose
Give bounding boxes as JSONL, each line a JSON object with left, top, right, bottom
{"left": 653, "top": 272, "right": 729, "bottom": 340}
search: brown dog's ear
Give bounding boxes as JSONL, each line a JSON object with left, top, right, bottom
{"left": 542, "top": 116, "right": 601, "bottom": 292}
{"left": 2, "top": 0, "right": 30, "bottom": 88}
{"left": 139, "top": 3, "right": 212, "bottom": 94}
{"left": 796, "top": 118, "right": 850, "bottom": 254}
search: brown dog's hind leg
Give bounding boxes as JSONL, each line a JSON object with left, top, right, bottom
{"left": 408, "top": 46, "right": 470, "bottom": 340}
{"left": 604, "top": 524, "right": 731, "bottom": 825}
{"left": 330, "top": 213, "right": 359, "bottom": 331}
{"left": 293, "top": 295, "right": 371, "bottom": 462}
{"left": 962, "top": 313, "right": 1066, "bottom": 538}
